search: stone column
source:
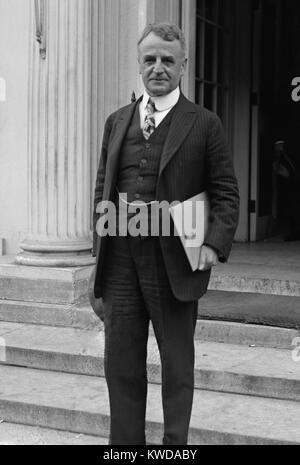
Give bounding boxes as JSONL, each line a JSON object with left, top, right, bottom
{"left": 16, "top": 0, "right": 95, "bottom": 267}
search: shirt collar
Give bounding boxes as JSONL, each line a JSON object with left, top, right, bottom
{"left": 142, "top": 86, "right": 180, "bottom": 112}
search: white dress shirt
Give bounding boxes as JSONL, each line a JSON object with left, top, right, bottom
{"left": 139, "top": 86, "right": 180, "bottom": 129}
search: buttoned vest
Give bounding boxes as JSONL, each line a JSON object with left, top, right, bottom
{"left": 116, "top": 102, "right": 175, "bottom": 204}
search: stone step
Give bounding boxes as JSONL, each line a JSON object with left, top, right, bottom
{"left": 200, "top": 291, "right": 300, "bottom": 329}
{"left": 1, "top": 290, "right": 300, "bottom": 333}
{"left": 0, "top": 299, "right": 103, "bottom": 330}
{"left": 0, "top": 364, "right": 299, "bottom": 444}
{"left": 0, "top": 322, "right": 299, "bottom": 401}
{"left": 1, "top": 253, "right": 300, "bottom": 331}
{"left": 0, "top": 258, "right": 94, "bottom": 305}
{"left": 0, "top": 422, "right": 107, "bottom": 445}
{"left": 209, "top": 262, "right": 300, "bottom": 297}
{"left": 195, "top": 319, "right": 299, "bottom": 349}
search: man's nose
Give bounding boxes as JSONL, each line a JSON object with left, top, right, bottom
{"left": 153, "top": 59, "right": 163, "bottom": 74}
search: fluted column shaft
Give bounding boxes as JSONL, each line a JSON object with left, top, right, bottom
{"left": 17, "top": 0, "right": 183, "bottom": 267}
{"left": 17, "top": 0, "right": 95, "bottom": 266}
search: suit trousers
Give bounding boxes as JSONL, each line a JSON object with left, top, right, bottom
{"left": 102, "top": 234, "right": 198, "bottom": 445}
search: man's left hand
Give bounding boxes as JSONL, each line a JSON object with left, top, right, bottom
{"left": 198, "top": 245, "right": 218, "bottom": 271}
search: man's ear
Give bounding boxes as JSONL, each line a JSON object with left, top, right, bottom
{"left": 180, "top": 58, "right": 188, "bottom": 76}
{"left": 137, "top": 50, "right": 143, "bottom": 74}
{"left": 138, "top": 58, "right": 142, "bottom": 75}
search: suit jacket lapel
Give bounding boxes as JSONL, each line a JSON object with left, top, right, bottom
{"left": 159, "top": 93, "right": 197, "bottom": 176}
{"left": 104, "top": 99, "right": 140, "bottom": 199}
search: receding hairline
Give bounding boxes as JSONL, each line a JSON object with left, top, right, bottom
{"left": 137, "top": 23, "right": 186, "bottom": 53}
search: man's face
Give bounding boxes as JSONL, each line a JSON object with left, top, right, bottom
{"left": 138, "top": 32, "right": 187, "bottom": 97}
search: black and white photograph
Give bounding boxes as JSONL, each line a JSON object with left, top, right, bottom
{"left": 0, "top": 0, "right": 299, "bottom": 452}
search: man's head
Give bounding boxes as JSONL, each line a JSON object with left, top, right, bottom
{"left": 138, "top": 23, "right": 187, "bottom": 97}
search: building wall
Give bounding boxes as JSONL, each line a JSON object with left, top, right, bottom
{"left": 0, "top": 0, "right": 30, "bottom": 254}
{"left": 0, "top": 0, "right": 250, "bottom": 255}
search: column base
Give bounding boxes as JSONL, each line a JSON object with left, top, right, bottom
{"left": 0, "top": 256, "right": 102, "bottom": 329}
{"left": 16, "top": 251, "right": 96, "bottom": 267}
{"left": 16, "top": 239, "right": 96, "bottom": 267}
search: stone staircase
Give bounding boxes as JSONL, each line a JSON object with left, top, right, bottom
{"left": 0, "top": 318, "right": 299, "bottom": 444}
{"left": 0, "top": 241, "right": 299, "bottom": 445}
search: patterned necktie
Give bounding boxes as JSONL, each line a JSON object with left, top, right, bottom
{"left": 143, "top": 98, "right": 156, "bottom": 140}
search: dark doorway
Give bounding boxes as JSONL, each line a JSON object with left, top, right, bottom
{"left": 251, "top": 0, "right": 300, "bottom": 241}
{"left": 273, "top": 0, "right": 300, "bottom": 240}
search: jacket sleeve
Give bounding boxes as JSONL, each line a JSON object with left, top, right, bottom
{"left": 203, "top": 113, "right": 240, "bottom": 262}
{"left": 92, "top": 114, "right": 113, "bottom": 256}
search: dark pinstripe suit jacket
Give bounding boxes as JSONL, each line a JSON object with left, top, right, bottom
{"left": 92, "top": 93, "right": 239, "bottom": 302}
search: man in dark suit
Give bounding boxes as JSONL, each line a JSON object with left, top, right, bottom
{"left": 91, "top": 23, "right": 239, "bottom": 445}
